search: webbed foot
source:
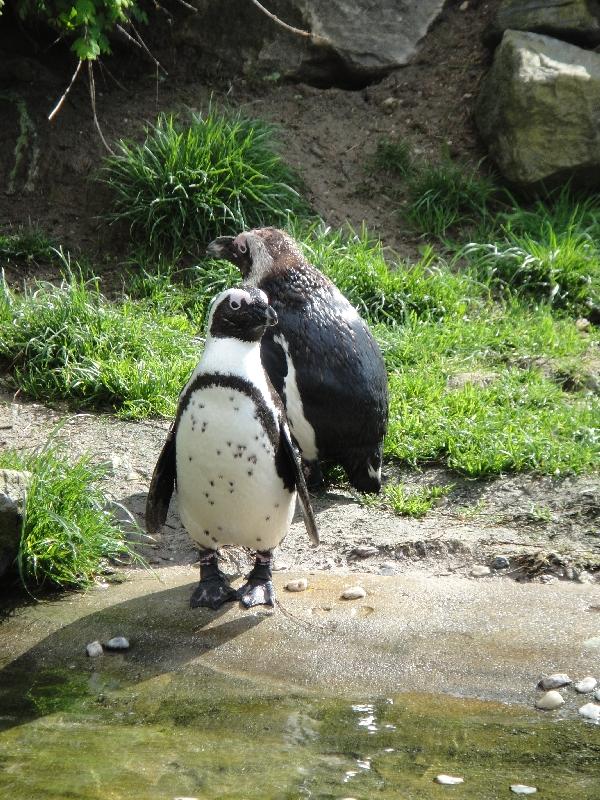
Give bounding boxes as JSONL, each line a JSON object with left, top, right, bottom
{"left": 237, "top": 579, "right": 275, "bottom": 608}
{"left": 191, "top": 549, "right": 237, "bottom": 609}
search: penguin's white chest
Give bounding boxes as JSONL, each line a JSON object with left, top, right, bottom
{"left": 175, "top": 385, "right": 295, "bottom": 551}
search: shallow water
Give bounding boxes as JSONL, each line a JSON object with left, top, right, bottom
{"left": 1, "top": 659, "right": 599, "bottom": 800}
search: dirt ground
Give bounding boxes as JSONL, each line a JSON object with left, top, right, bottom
{"left": 0, "top": 0, "right": 598, "bottom": 583}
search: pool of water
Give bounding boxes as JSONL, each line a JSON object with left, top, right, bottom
{"left": 1, "top": 658, "right": 599, "bottom": 800}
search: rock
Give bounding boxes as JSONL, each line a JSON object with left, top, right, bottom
{"left": 595, "top": 690, "right": 600, "bottom": 702}
{"left": 341, "top": 586, "right": 367, "bottom": 600}
{"left": 105, "top": 636, "right": 130, "bottom": 651}
{"left": 584, "top": 636, "right": 600, "bottom": 650}
{"left": 578, "top": 702, "right": 600, "bottom": 721}
{"left": 0, "top": 469, "right": 30, "bottom": 579}
{"left": 537, "top": 673, "right": 572, "bottom": 690}
{"left": 475, "top": 31, "right": 600, "bottom": 189}
{"left": 86, "top": 641, "right": 103, "bottom": 658}
{"left": 351, "top": 545, "right": 379, "bottom": 559}
{"left": 492, "top": 556, "right": 510, "bottom": 570}
{"left": 285, "top": 578, "right": 309, "bottom": 592}
{"left": 510, "top": 785, "right": 537, "bottom": 796}
{"left": 381, "top": 97, "right": 398, "bottom": 113}
{"left": 176, "top": 0, "right": 447, "bottom": 85}
{"left": 435, "top": 774, "right": 464, "bottom": 785}
{"left": 535, "top": 690, "right": 565, "bottom": 710}
{"left": 488, "top": 0, "right": 600, "bottom": 46}
{"left": 471, "top": 565, "right": 491, "bottom": 578}
{"left": 379, "top": 562, "right": 396, "bottom": 576}
{"left": 574, "top": 676, "right": 597, "bottom": 693}
{"left": 576, "top": 317, "right": 591, "bottom": 331}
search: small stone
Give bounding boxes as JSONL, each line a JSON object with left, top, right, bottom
{"left": 435, "top": 774, "right": 464, "bottom": 785}
{"left": 576, "top": 317, "right": 591, "bottom": 331}
{"left": 537, "top": 673, "right": 571, "bottom": 690}
{"left": 535, "top": 690, "right": 564, "bottom": 710}
{"left": 492, "top": 556, "right": 510, "bottom": 570}
{"left": 351, "top": 545, "right": 378, "bottom": 559}
{"left": 459, "top": 1, "right": 469, "bottom": 10}
{"left": 595, "top": 690, "right": 600, "bottom": 702}
{"left": 470, "top": 565, "right": 491, "bottom": 577}
{"left": 510, "top": 786, "right": 537, "bottom": 795}
{"left": 285, "top": 578, "right": 308, "bottom": 592}
{"left": 341, "top": 586, "right": 367, "bottom": 600}
{"left": 86, "top": 641, "right": 103, "bottom": 658}
{"left": 574, "top": 676, "right": 597, "bottom": 693}
{"left": 105, "top": 636, "right": 130, "bottom": 651}
{"left": 576, "top": 571, "right": 593, "bottom": 584}
{"left": 578, "top": 702, "right": 600, "bottom": 721}
{"left": 125, "top": 470, "right": 139, "bottom": 481}
{"left": 379, "top": 563, "right": 395, "bottom": 576}
{"left": 381, "top": 97, "right": 398, "bottom": 113}
{"left": 584, "top": 636, "right": 600, "bottom": 650}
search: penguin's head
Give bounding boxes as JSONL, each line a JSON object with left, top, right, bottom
{"left": 206, "top": 228, "right": 302, "bottom": 284}
{"left": 206, "top": 286, "right": 277, "bottom": 342}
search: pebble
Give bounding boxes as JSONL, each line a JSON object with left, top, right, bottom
{"left": 352, "top": 545, "right": 378, "bottom": 559}
{"left": 285, "top": 578, "right": 308, "bottom": 592}
{"left": 105, "top": 636, "right": 130, "bottom": 651}
{"left": 492, "top": 555, "right": 510, "bottom": 570}
{"left": 379, "top": 564, "right": 396, "bottom": 576}
{"left": 578, "top": 702, "right": 600, "bottom": 721}
{"left": 535, "top": 690, "right": 564, "bottom": 710}
{"left": 574, "top": 676, "right": 597, "bottom": 693}
{"left": 576, "top": 317, "right": 591, "bottom": 331}
{"left": 537, "top": 673, "right": 571, "bottom": 690}
{"left": 595, "top": 690, "right": 600, "bottom": 702}
{"left": 341, "top": 586, "right": 367, "bottom": 600}
{"left": 435, "top": 774, "right": 464, "bottom": 785}
{"left": 510, "top": 785, "right": 537, "bottom": 795}
{"left": 86, "top": 641, "right": 103, "bottom": 658}
{"left": 381, "top": 97, "right": 398, "bottom": 113}
{"left": 470, "top": 565, "right": 491, "bottom": 577}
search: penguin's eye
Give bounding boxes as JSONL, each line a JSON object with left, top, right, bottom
{"left": 238, "top": 243, "right": 247, "bottom": 254}
{"left": 229, "top": 298, "right": 241, "bottom": 310}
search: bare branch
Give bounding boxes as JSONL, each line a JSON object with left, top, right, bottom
{"left": 248, "top": 0, "right": 331, "bottom": 46}
{"left": 88, "top": 61, "right": 116, "bottom": 156}
{"left": 48, "top": 59, "right": 83, "bottom": 122}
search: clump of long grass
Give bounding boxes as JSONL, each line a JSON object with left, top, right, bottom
{"left": 102, "top": 108, "right": 307, "bottom": 258}
{"left": 0, "top": 272, "right": 198, "bottom": 419}
{"left": 0, "top": 441, "right": 145, "bottom": 591}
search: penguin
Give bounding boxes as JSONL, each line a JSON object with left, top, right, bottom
{"left": 206, "top": 227, "right": 389, "bottom": 493}
{"left": 145, "top": 285, "right": 319, "bottom": 610}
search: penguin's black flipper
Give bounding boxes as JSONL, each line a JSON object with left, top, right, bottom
{"left": 280, "top": 422, "right": 319, "bottom": 547}
{"left": 146, "top": 425, "right": 177, "bottom": 535}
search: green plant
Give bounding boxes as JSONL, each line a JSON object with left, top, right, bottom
{"left": 0, "top": 272, "right": 198, "bottom": 418}
{"left": 405, "top": 159, "right": 496, "bottom": 238}
{"left": 0, "top": 440, "right": 145, "bottom": 590}
{"left": 373, "top": 136, "right": 414, "bottom": 177}
{"left": 361, "top": 482, "right": 452, "bottom": 517}
{"left": 102, "top": 109, "right": 307, "bottom": 258}
{"left": 0, "top": 227, "right": 58, "bottom": 267}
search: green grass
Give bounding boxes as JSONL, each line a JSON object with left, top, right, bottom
{"left": 361, "top": 482, "right": 452, "bottom": 517}
{"left": 101, "top": 108, "right": 307, "bottom": 258}
{"left": 0, "top": 441, "right": 145, "bottom": 591}
{"left": 0, "top": 272, "right": 198, "bottom": 419}
{"left": 372, "top": 136, "right": 414, "bottom": 177}
{"left": 0, "top": 228, "right": 61, "bottom": 269}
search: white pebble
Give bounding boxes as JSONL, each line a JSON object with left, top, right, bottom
{"left": 535, "top": 690, "right": 564, "bottom": 710}
{"left": 86, "top": 641, "right": 103, "bottom": 658}
{"left": 510, "top": 785, "right": 537, "bottom": 795}
{"left": 594, "top": 690, "right": 600, "bottom": 702}
{"left": 537, "top": 673, "right": 571, "bottom": 690}
{"left": 574, "top": 676, "right": 597, "bottom": 693}
{"left": 435, "top": 774, "right": 464, "bottom": 785}
{"left": 285, "top": 578, "right": 308, "bottom": 592}
{"left": 470, "top": 565, "right": 491, "bottom": 577}
{"left": 578, "top": 703, "right": 600, "bottom": 721}
{"left": 341, "top": 586, "right": 367, "bottom": 600}
{"left": 105, "top": 636, "right": 130, "bottom": 651}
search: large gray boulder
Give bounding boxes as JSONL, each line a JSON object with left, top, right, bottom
{"left": 487, "top": 0, "right": 600, "bottom": 46}
{"left": 0, "top": 469, "right": 29, "bottom": 579}
{"left": 475, "top": 30, "right": 600, "bottom": 188}
{"left": 176, "top": 0, "right": 446, "bottom": 84}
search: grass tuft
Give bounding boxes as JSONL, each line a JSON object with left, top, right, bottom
{"left": 372, "top": 136, "right": 414, "bottom": 177}
{"left": 101, "top": 108, "right": 307, "bottom": 258}
{"left": 0, "top": 440, "right": 145, "bottom": 591}
{"left": 361, "top": 482, "right": 452, "bottom": 517}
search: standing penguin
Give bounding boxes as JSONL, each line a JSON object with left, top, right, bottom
{"left": 206, "top": 228, "right": 389, "bottom": 493}
{"left": 146, "top": 286, "right": 318, "bottom": 610}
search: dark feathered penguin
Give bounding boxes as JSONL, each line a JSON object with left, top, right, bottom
{"left": 146, "top": 285, "right": 318, "bottom": 610}
{"left": 206, "top": 228, "right": 389, "bottom": 493}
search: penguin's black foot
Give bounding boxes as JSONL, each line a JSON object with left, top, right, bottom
{"left": 237, "top": 579, "right": 275, "bottom": 608}
{"left": 190, "top": 574, "right": 237, "bottom": 610}
{"left": 303, "top": 459, "right": 325, "bottom": 492}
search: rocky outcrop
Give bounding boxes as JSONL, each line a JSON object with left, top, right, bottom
{"left": 0, "top": 469, "right": 29, "bottom": 578}
{"left": 487, "top": 0, "right": 600, "bottom": 46}
{"left": 175, "top": 0, "right": 446, "bottom": 86}
{"left": 475, "top": 30, "right": 600, "bottom": 189}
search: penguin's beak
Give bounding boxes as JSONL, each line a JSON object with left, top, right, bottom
{"left": 206, "top": 236, "right": 235, "bottom": 258}
{"left": 266, "top": 305, "right": 278, "bottom": 327}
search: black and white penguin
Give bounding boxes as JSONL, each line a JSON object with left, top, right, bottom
{"left": 146, "top": 285, "right": 318, "bottom": 610}
{"left": 206, "top": 228, "right": 389, "bottom": 493}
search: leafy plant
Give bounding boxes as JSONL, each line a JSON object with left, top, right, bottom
{"left": 0, "top": 441, "right": 145, "bottom": 590}
{"left": 102, "top": 109, "right": 307, "bottom": 258}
